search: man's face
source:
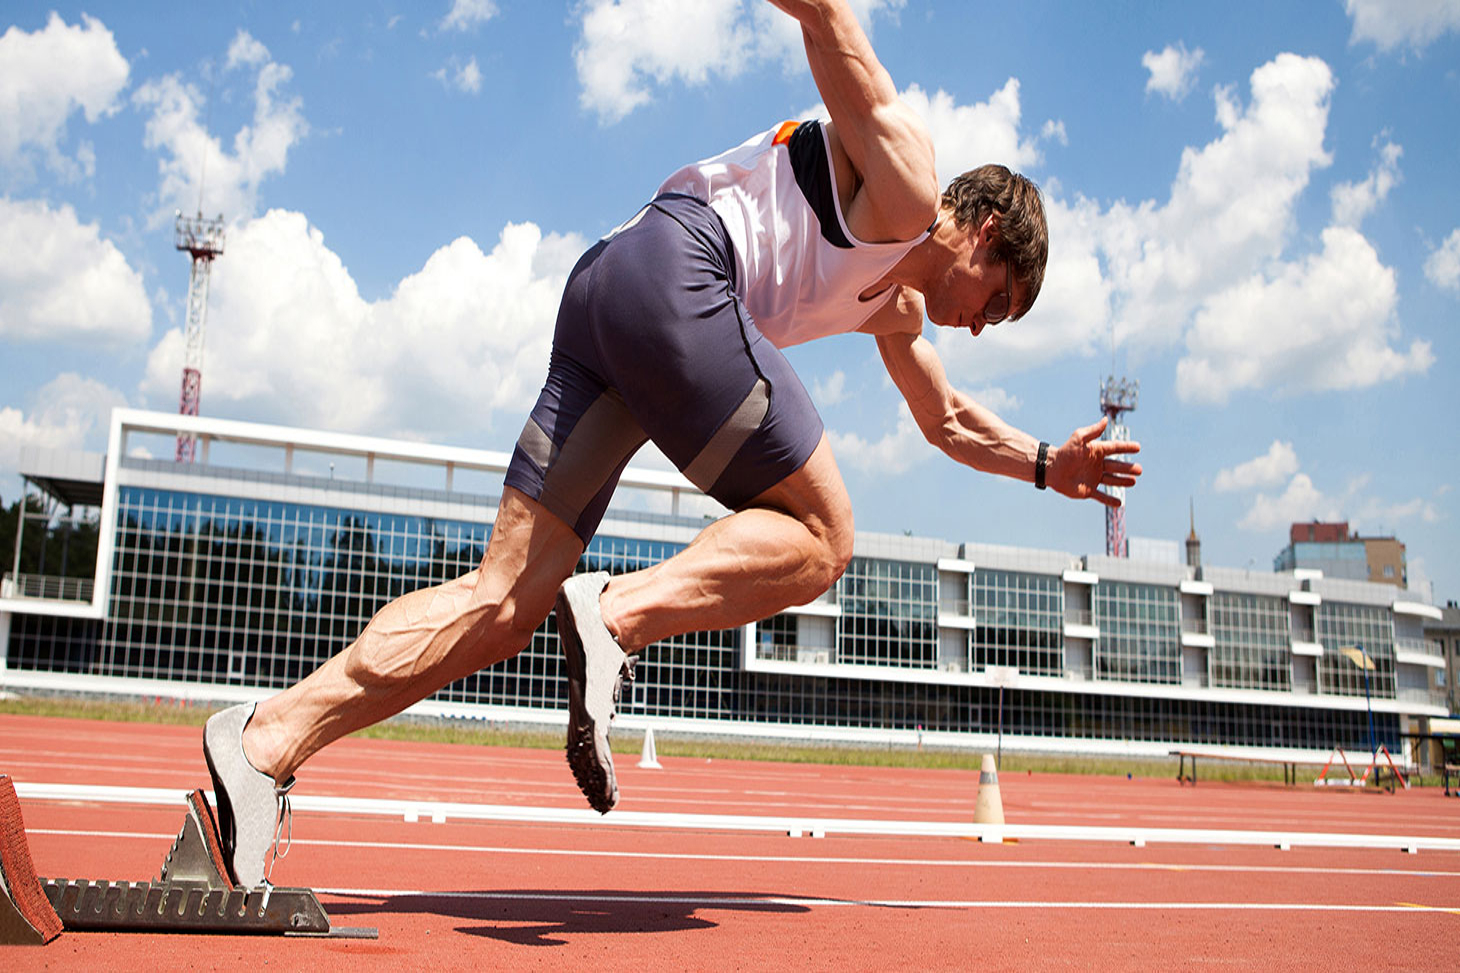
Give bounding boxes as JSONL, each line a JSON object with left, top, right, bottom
{"left": 923, "top": 213, "right": 1021, "bottom": 337}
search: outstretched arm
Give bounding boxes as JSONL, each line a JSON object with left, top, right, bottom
{"left": 873, "top": 317, "right": 1143, "bottom": 506}
{"left": 765, "top": 0, "right": 938, "bottom": 240}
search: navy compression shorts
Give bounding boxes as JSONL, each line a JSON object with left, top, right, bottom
{"left": 503, "top": 193, "right": 824, "bottom": 544}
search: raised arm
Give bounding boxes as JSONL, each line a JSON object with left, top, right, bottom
{"left": 765, "top": 0, "right": 939, "bottom": 240}
{"left": 872, "top": 306, "right": 1143, "bottom": 505}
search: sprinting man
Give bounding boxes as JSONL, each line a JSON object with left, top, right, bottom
{"left": 204, "top": 0, "right": 1142, "bottom": 888}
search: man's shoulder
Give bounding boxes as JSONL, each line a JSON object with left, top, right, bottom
{"left": 824, "top": 117, "right": 939, "bottom": 245}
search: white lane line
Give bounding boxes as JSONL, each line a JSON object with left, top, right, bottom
{"left": 18, "top": 782, "right": 1460, "bottom": 852}
{"left": 28, "top": 829, "right": 1460, "bottom": 879}
{"left": 315, "top": 888, "right": 1460, "bottom": 913}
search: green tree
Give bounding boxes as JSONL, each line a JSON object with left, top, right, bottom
{"left": 0, "top": 494, "right": 100, "bottom": 580}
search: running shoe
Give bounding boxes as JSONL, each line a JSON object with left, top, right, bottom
{"left": 202, "top": 702, "right": 294, "bottom": 888}
{"left": 557, "top": 571, "right": 637, "bottom": 813}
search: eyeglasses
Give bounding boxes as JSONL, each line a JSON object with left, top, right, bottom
{"left": 983, "top": 262, "right": 1013, "bottom": 326}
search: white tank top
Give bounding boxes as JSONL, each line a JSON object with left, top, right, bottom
{"left": 656, "top": 120, "right": 927, "bottom": 349}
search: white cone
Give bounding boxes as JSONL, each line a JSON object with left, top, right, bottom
{"left": 973, "top": 753, "right": 1004, "bottom": 825}
{"left": 638, "top": 726, "right": 662, "bottom": 769}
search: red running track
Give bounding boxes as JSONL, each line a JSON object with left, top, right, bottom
{"left": 3, "top": 713, "right": 1460, "bottom": 971}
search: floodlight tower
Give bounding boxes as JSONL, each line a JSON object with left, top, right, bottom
{"left": 1099, "top": 375, "right": 1139, "bottom": 557}
{"left": 174, "top": 211, "right": 225, "bottom": 462}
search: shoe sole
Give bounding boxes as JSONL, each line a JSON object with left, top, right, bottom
{"left": 202, "top": 719, "right": 240, "bottom": 886}
{"left": 557, "top": 578, "right": 625, "bottom": 813}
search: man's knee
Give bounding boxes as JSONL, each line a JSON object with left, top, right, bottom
{"left": 813, "top": 497, "right": 855, "bottom": 589}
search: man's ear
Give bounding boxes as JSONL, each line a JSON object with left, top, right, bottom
{"left": 978, "top": 212, "right": 1003, "bottom": 258}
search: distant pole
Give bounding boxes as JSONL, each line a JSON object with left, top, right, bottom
{"left": 1099, "top": 376, "right": 1138, "bottom": 557}
{"left": 1362, "top": 643, "right": 1376, "bottom": 757}
{"left": 174, "top": 212, "right": 225, "bottom": 462}
{"left": 996, "top": 684, "right": 1005, "bottom": 769}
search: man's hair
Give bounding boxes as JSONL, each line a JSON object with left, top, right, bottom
{"left": 941, "top": 165, "right": 1048, "bottom": 320}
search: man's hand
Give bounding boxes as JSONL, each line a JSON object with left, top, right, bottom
{"left": 1046, "top": 416, "right": 1142, "bottom": 508}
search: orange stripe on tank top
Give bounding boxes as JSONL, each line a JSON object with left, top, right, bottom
{"left": 772, "top": 120, "right": 799, "bottom": 146}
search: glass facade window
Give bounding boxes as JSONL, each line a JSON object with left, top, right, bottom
{"left": 104, "top": 488, "right": 490, "bottom": 688}
{"left": 970, "top": 568, "right": 1064, "bottom": 676}
{"left": 836, "top": 557, "right": 938, "bottom": 668}
{"left": 1316, "top": 601, "right": 1396, "bottom": 699}
{"left": 756, "top": 613, "right": 798, "bottom": 663}
{"left": 1209, "top": 592, "right": 1291, "bottom": 691}
{"left": 1092, "top": 581, "right": 1180, "bottom": 684}
{"left": 21, "top": 485, "right": 751, "bottom": 719}
{"left": 0, "top": 472, "right": 1432, "bottom": 755}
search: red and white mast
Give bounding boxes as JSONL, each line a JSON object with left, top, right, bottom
{"left": 1099, "top": 375, "right": 1138, "bottom": 557}
{"left": 174, "top": 211, "right": 224, "bottom": 462}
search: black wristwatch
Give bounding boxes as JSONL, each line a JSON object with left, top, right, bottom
{"left": 1035, "top": 441, "right": 1049, "bottom": 490}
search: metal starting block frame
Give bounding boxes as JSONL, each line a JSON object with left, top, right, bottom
{"left": 2, "top": 776, "right": 376, "bottom": 943}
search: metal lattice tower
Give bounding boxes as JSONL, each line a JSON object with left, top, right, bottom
{"left": 1099, "top": 375, "right": 1139, "bottom": 557}
{"left": 174, "top": 212, "right": 225, "bottom": 462}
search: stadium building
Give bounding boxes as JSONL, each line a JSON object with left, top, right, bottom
{"left": 1, "top": 409, "right": 1449, "bottom": 762}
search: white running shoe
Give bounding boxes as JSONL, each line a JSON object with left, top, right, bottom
{"left": 557, "top": 572, "right": 637, "bottom": 813}
{"left": 203, "top": 702, "right": 294, "bottom": 888}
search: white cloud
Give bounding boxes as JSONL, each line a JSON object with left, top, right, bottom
{"left": 946, "top": 53, "right": 1341, "bottom": 393}
{"left": 433, "top": 56, "right": 482, "bottom": 94}
{"left": 1356, "top": 494, "right": 1442, "bottom": 527}
{"left": 951, "top": 53, "right": 1428, "bottom": 405}
{"left": 0, "top": 13, "right": 129, "bottom": 182}
{"left": 0, "top": 197, "right": 152, "bottom": 344}
{"left": 141, "top": 210, "right": 586, "bottom": 442}
{"left": 0, "top": 373, "right": 127, "bottom": 481}
{"left": 573, "top": 0, "right": 903, "bottom": 124}
{"left": 1142, "top": 42, "right": 1204, "bottom": 102}
{"left": 1330, "top": 139, "right": 1402, "bottom": 227}
{"left": 1346, "top": 0, "right": 1460, "bottom": 53}
{"left": 900, "top": 80, "right": 1042, "bottom": 183}
{"left": 1115, "top": 55, "right": 1336, "bottom": 350}
{"left": 441, "top": 0, "right": 499, "bottom": 33}
{"left": 968, "top": 386, "right": 1021, "bottom": 416}
{"left": 1177, "top": 226, "right": 1432, "bottom": 403}
{"left": 812, "top": 370, "right": 848, "bottom": 407}
{"left": 1215, "top": 442, "right": 1440, "bottom": 538}
{"left": 225, "top": 30, "right": 270, "bottom": 70}
{"left": 1425, "top": 228, "right": 1460, "bottom": 291}
{"left": 575, "top": 0, "right": 753, "bottom": 123}
{"left": 1214, "top": 441, "right": 1299, "bottom": 492}
{"left": 132, "top": 33, "right": 307, "bottom": 224}
{"left": 827, "top": 402, "right": 928, "bottom": 475}
{"left": 1238, "top": 473, "right": 1342, "bottom": 531}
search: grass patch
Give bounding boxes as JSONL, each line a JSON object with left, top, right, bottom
{"left": 0, "top": 691, "right": 1409, "bottom": 786}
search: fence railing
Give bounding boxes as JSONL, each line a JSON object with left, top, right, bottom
{"left": 0, "top": 573, "right": 94, "bottom": 603}
{"left": 1397, "top": 686, "right": 1447, "bottom": 708}
{"left": 1394, "top": 636, "right": 1444, "bottom": 661}
{"left": 940, "top": 597, "right": 971, "bottom": 617}
{"left": 1064, "top": 609, "right": 1094, "bottom": 626}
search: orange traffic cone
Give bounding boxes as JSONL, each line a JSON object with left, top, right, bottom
{"left": 973, "top": 754, "right": 1005, "bottom": 825}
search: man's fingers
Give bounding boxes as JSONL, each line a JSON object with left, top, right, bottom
{"left": 1096, "top": 438, "right": 1142, "bottom": 456}
{"left": 1090, "top": 489, "right": 1122, "bottom": 509}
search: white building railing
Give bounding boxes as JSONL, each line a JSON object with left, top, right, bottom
{"left": 1, "top": 573, "right": 94, "bottom": 603}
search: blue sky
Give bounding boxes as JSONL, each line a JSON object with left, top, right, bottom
{"left": 2, "top": 1, "right": 1457, "bottom": 602}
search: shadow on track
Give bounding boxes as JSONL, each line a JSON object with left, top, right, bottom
{"left": 324, "top": 889, "right": 813, "bottom": 946}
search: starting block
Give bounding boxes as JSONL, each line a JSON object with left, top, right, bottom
{"left": 1, "top": 773, "right": 375, "bottom": 944}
